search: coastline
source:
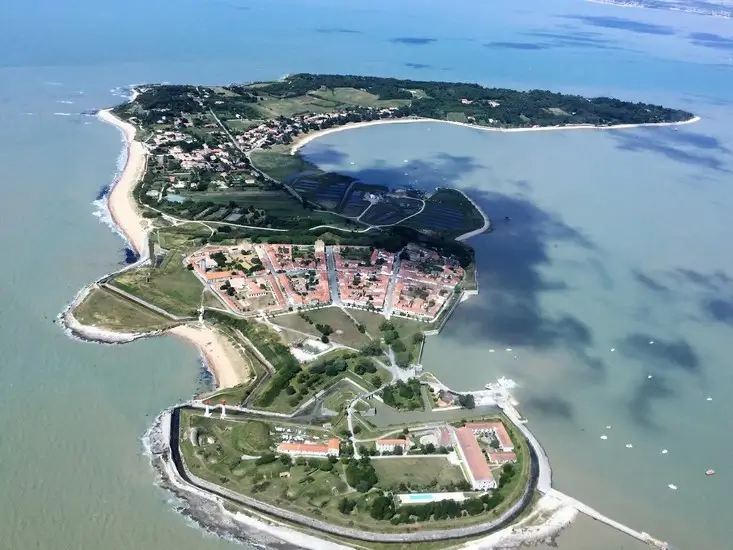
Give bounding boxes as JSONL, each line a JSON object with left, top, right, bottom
{"left": 290, "top": 115, "right": 702, "bottom": 155}
{"left": 168, "top": 324, "right": 251, "bottom": 390}
{"left": 96, "top": 107, "right": 149, "bottom": 255}
{"left": 144, "top": 408, "right": 577, "bottom": 550}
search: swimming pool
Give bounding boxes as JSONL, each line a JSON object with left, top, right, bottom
{"left": 406, "top": 494, "right": 433, "bottom": 502}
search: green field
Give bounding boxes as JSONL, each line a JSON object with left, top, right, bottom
{"left": 373, "top": 457, "right": 465, "bottom": 490}
{"left": 250, "top": 148, "right": 316, "bottom": 182}
{"left": 110, "top": 250, "right": 203, "bottom": 317}
{"left": 72, "top": 287, "right": 175, "bottom": 332}
{"left": 187, "top": 413, "right": 274, "bottom": 456}
{"left": 309, "top": 87, "right": 411, "bottom": 109}
{"left": 273, "top": 307, "right": 372, "bottom": 348}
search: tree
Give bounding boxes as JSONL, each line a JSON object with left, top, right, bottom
{"left": 338, "top": 498, "right": 356, "bottom": 515}
{"left": 458, "top": 393, "right": 475, "bottom": 409}
{"left": 321, "top": 335, "right": 330, "bottom": 344}
{"left": 370, "top": 374, "right": 382, "bottom": 387}
{"left": 424, "top": 443, "right": 436, "bottom": 454}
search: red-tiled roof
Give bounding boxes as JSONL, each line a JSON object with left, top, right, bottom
{"left": 488, "top": 451, "right": 517, "bottom": 464}
{"left": 455, "top": 427, "right": 495, "bottom": 483}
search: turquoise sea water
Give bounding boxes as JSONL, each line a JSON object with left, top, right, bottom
{"left": 2, "top": 0, "right": 732, "bottom": 548}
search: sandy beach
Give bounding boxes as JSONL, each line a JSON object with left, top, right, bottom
{"left": 290, "top": 115, "right": 702, "bottom": 155}
{"left": 97, "top": 108, "right": 149, "bottom": 255}
{"left": 168, "top": 324, "right": 251, "bottom": 389}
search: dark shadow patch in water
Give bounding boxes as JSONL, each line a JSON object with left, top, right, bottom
{"left": 124, "top": 247, "right": 140, "bottom": 264}
{"left": 704, "top": 298, "right": 733, "bottom": 325}
{"left": 633, "top": 270, "right": 670, "bottom": 293}
{"left": 522, "top": 28, "right": 628, "bottom": 51}
{"left": 316, "top": 27, "right": 361, "bottom": 34}
{"left": 303, "top": 144, "right": 349, "bottom": 166}
{"left": 561, "top": 14, "right": 676, "bottom": 36}
{"left": 405, "top": 62, "right": 434, "bottom": 70}
{"left": 688, "top": 32, "right": 733, "bottom": 51}
{"left": 611, "top": 129, "right": 730, "bottom": 172}
{"left": 673, "top": 268, "right": 733, "bottom": 291}
{"left": 523, "top": 395, "right": 575, "bottom": 421}
{"left": 444, "top": 186, "right": 605, "bottom": 376}
{"left": 617, "top": 333, "right": 701, "bottom": 374}
{"left": 390, "top": 37, "right": 437, "bottom": 45}
{"left": 96, "top": 184, "right": 110, "bottom": 201}
{"left": 628, "top": 374, "right": 675, "bottom": 430}
{"left": 484, "top": 42, "right": 548, "bottom": 50}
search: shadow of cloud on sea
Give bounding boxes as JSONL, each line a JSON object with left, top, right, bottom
{"left": 610, "top": 127, "right": 731, "bottom": 172}
{"left": 561, "top": 14, "right": 676, "bottom": 36}
{"left": 523, "top": 395, "right": 576, "bottom": 422}
{"left": 444, "top": 186, "right": 607, "bottom": 380}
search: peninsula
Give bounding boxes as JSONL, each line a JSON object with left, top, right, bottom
{"left": 62, "top": 73, "right": 689, "bottom": 550}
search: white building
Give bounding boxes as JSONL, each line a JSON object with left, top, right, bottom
{"left": 376, "top": 438, "right": 410, "bottom": 453}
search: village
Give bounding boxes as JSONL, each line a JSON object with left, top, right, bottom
{"left": 137, "top": 106, "right": 404, "bottom": 200}
{"left": 185, "top": 240, "right": 465, "bottom": 322}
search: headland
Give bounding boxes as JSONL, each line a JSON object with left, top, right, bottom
{"left": 61, "top": 73, "right": 691, "bottom": 549}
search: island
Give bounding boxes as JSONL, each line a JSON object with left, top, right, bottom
{"left": 63, "top": 73, "right": 689, "bottom": 549}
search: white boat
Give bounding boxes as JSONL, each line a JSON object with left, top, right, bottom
{"left": 668, "top": 484, "right": 678, "bottom": 490}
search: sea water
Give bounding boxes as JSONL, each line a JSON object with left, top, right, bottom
{"left": 1, "top": 0, "right": 731, "bottom": 549}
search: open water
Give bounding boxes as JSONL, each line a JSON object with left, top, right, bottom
{"left": 1, "top": 0, "right": 731, "bottom": 549}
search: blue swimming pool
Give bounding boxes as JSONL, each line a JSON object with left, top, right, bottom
{"left": 406, "top": 494, "right": 433, "bottom": 502}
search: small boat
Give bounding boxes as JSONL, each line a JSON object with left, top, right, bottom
{"left": 668, "top": 484, "right": 678, "bottom": 490}
{"left": 706, "top": 469, "right": 715, "bottom": 476}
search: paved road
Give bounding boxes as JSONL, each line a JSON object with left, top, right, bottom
{"left": 382, "top": 256, "right": 402, "bottom": 317}
{"left": 324, "top": 246, "right": 341, "bottom": 305}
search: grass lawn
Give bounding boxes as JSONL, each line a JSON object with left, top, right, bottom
{"left": 250, "top": 148, "right": 316, "bottom": 182}
{"left": 202, "top": 288, "right": 225, "bottom": 309}
{"left": 73, "top": 287, "right": 175, "bottom": 332}
{"left": 322, "top": 379, "right": 359, "bottom": 413}
{"left": 274, "top": 307, "right": 371, "bottom": 348}
{"left": 187, "top": 412, "right": 274, "bottom": 456}
{"left": 446, "top": 111, "right": 469, "bottom": 123}
{"left": 373, "top": 457, "right": 465, "bottom": 490}
{"left": 110, "top": 250, "right": 203, "bottom": 317}
{"left": 345, "top": 309, "right": 388, "bottom": 337}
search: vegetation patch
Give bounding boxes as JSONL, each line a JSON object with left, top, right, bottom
{"left": 110, "top": 250, "right": 203, "bottom": 317}
{"left": 72, "top": 287, "right": 175, "bottom": 332}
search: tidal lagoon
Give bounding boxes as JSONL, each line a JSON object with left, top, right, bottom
{"left": 2, "top": 0, "right": 732, "bottom": 549}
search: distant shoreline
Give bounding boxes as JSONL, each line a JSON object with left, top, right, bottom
{"left": 290, "top": 115, "right": 702, "bottom": 154}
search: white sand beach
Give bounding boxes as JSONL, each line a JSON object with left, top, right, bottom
{"left": 168, "top": 324, "right": 251, "bottom": 389}
{"left": 290, "top": 115, "right": 701, "bottom": 155}
{"left": 97, "top": 109, "right": 149, "bottom": 255}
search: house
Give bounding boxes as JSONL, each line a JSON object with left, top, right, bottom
{"left": 376, "top": 438, "right": 410, "bottom": 453}
{"left": 465, "top": 421, "right": 514, "bottom": 452}
{"left": 277, "top": 438, "right": 340, "bottom": 458}
{"left": 452, "top": 427, "right": 496, "bottom": 490}
{"left": 487, "top": 451, "right": 517, "bottom": 464}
